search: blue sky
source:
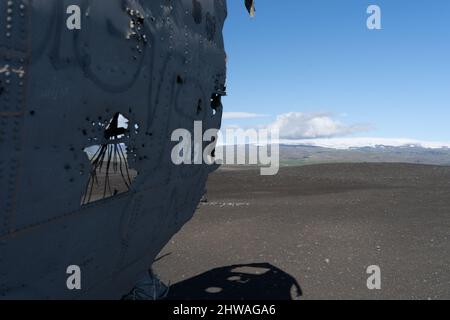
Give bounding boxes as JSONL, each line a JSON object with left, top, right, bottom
{"left": 222, "top": 0, "right": 450, "bottom": 143}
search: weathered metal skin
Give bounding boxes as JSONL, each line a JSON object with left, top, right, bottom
{"left": 0, "top": 0, "right": 226, "bottom": 299}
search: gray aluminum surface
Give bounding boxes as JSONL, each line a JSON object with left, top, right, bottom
{"left": 0, "top": 0, "right": 232, "bottom": 299}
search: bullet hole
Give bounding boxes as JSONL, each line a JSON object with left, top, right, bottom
{"left": 29, "top": 110, "right": 35, "bottom": 116}
{"left": 125, "top": 7, "right": 148, "bottom": 46}
{"left": 176, "top": 75, "right": 184, "bottom": 84}
{"left": 135, "top": 15, "right": 144, "bottom": 25}
{"left": 210, "top": 93, "right": 222, "bottom": 115}
{"left": 0, "top": 80, "right": 4, "bottom": 95}
{"left": 211, "top": 93, "right": 221, "bottom": 109}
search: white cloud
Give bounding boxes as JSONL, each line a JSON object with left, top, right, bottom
{"left": 267, "top": 112, "right": 369, "bottom": 139}
{"left": 222, "top": 112, "right": 269, "bottom": 120}
{"left": 278, "top": 137, "right": 450, "bottom": 150}
{"left": 217, "top": 111, "right": 450, "bottom": 150}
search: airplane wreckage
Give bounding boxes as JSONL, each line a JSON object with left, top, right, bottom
{"left": 0, "top": 0, "right": 255, "bottom": 299}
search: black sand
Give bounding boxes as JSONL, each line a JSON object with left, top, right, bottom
{"left": 154, "top": 163, "right": 450, "bottom": 300}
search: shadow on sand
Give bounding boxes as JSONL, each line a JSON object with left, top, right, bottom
{"left": 166, "top": 262, "right": 302, "bottom": 300}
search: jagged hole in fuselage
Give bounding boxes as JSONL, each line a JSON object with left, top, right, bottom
{"left": 81, "top": 113, "right": 138, "bottom": 205}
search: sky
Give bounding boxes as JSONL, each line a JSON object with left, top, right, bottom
{"left": 221, "top": 0, "right": 450, "bottom": 147}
